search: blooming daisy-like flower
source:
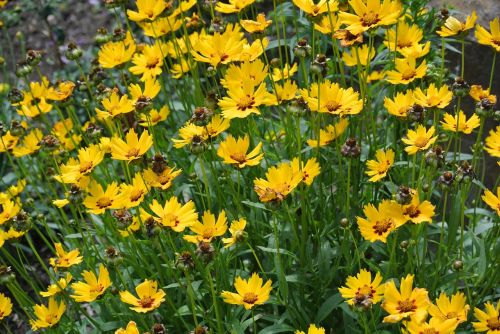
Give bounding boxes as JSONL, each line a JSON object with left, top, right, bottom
{"left": 16, "top": 79, "right": 54, "bottom": 118}
{"left": 0, "top": 199, "right": 21, "bottom": 225}
{"left": 470, "top": 85, "right": 497, "bottom": 104}
{"left": 222, "top": 218, "right": 247, "bottom": 248}
{"left": 115, "top": 321, "right": 140, "bottom": 334}
{"left": 0, "top": 131, "right": 19, "bottom": 153}
{"left": 184, "top": 210, "right": 228, "bottom": 244}
{"left": 0, "top": 228, "right": 25, "bottom": 248}
{"left": 441, "top": 111, "right": 481, "bottom": 134}
{"left": 254, "top": 160, "right": 303, "bottom": 202}
{"left": 127, "top": 0, "right": 168, "bottom": 22}
{"left": 128, "top": 77, "right": 161, "bottom": 105}
{"left": 402, "top": 125, "right": 437, "bottom": 155}
{"left": 475, "top": 18, "right": 500, "bottom": 52}
{"left": 342, "top": 44, "right": 375, "bottom": 67}
{"left": 437, "top": 11, "right": 477, "bottom": 37}
{"left": 239, "top": 37, "right": 269, "bottom": 62}
{"left": 149, "top": 197, "right": 198, "bottom": 232}
{"left": 271, "top": 63, "right": 298, "bottom": 82}
{"left": 172, "top": 123, "right": 205, "bottom": 148}
{"left": 382, "top": 274, "right": 430, "bottom": 323}
{"left": 356, "top": 200, "right": 407, "bottom": 243}
{"left": 130, "top": 42, "right": 168, "bottom": 81}
{"left": 413, "top": 83, "right": 453, "bottom": 109}
{"left": 95, "top": 90, "right": 135, "bottom": 120}
{"left": 219, "top": 82, "right": 275, "bottom": 119}
{"left": 40, "top": 273, "right": 73, "bottom": 297}
{"left": 139, "top": 15, "right": 182, "bottom": 38}
{"left": 47, "top": 81, "right": 75, "bottom": 101}
{"left": 215, "top": 0, "right": 256, "bottom": 13}
{"left": 314, "top": 12, "right": 341, "bottom": 36}
{"left": 30, "top": 298, "right": 66, "bottom": 330}
{"left": 405, "top": 317, "right": 458, "bottom": 334}
{"left": 339, "top": 269, "right": 385, "bottom": 308}
{"left": 384, "top": 21, "right": 423, "bottom": 53}
{"left": 118, "top": 174, "right": 149, "bottom": 209}
{"left": 221, "top": 59, "right": 268, "bottom": 89}
{"left": 485, "top": 126, "right": 500, "bottom": 158}
{"left": 83, "top": 182, "right": 123, "bottom": 214}
{"left": 365, "top": 148, "right": 394, "bottom": 182}
{"left": 307, "top": 118, "right": 349, "bottom": 147}
{"left": 12, "top": 129, "right": 43, "bottom": 158}
{"left": 402, "top": 191, "right": 435, "bottom": 224}
{"left": 240, "top": 13, "right": 272, "bottom": 33}
{"left": 292, "top": 0, "right": 338, "bottom": 17}
{"left": 139, "top": 106, "right": 170, "bottom": 127}
{"left": 339, "top": 0, "right": 402, "bottom": 35}
{"left": 291, "top": 157, "right": 321, "bottom": 186}
{"left": 273, "top": 80, "right": 299, "bottom": 103}
{"left": 143, "top": 166, "right": 182, "bottom": 190}
{"left": 119, "top": 279, "right": 166, "bottom": 313}
{"left": 217, "top": 134, "right": 264, "bottom": 168}
{"left": 71, "top": 264, "right": 111, "bottom": 303}
{"left": 221, "top": 273, "right": 272, "bottom": 310}
{"left": 205, "top": 114, "right": 231, "bottom": 138}
{"left": 303, "top": 80, "right": 363, "bottom": 116}
{"left": 386, "top": 57, "right": 427, "bottom": 85}
{"left": 110, "top": 129, "right": 153, "bottom": 162}
{"left": 295, "top": 324, "right": 326, "bottom": 334}
{"left": 0, "top": 293, "right": 13, "bottom": 320}
{"left": 49, "top": 242, "right": 83, "bottom": 269}
{"left": 98, "top": 32, "right": 136, "bottom": 69}
{"left": 428, "top": 292, "right": 470, "bottom": 325}
{"left": 472, "top": 301, "right": 500, "bottom": 333}
{"left": 482, "top": 186, "right": 500, "bottom": 216}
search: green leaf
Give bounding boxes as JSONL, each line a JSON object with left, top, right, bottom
{"left": 314, "top": 293, "right": 343, "bottom": 323}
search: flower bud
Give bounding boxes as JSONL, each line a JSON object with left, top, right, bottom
{"left": 341, "top": 138, "right": 361, "bottom": 158}
{"left": 451, "top": 77, "right": 470, "bottom": 97}
{"left": 395, "top": 185, "right": 412, "bottom": 205}
{"left": 175, "top": 251, "right": 195, "bottom": 271}
{"left": 452, "top": 260, "right": 463, "bottom": 271}
{"left": 25, "top": 49, "right": 43, "bottom": 66}
{"left": 10, "top": 120, "right": 25, "bottom": 137}
{"left": 190, "top": 135, "right": 207, "bottom": 154}
{"left": 294, "top": 38, "right": 311, "bottom": 58}
{"left": 196, "top": 241, "right": 215, "bottom": 263}
{"left": 95, "top": 28, "right": 111, "bottom": 44}
{"left": 8, "top": 88, "right": 23, "bottom": 104}
{"left": 425, "top": 145, "right": 445, "bottom": 168}
{"left": 65, "top": 43, "right": 83, "bottom": 61}
{"left": 339, "top": 217, "right": 349, "bottom": 228}
{"left": 0, "top": 265, "right": 15, "bottom": 285}
{"left": 438, "top": 171, "right": 455, "bottom": 189}
{"left": 15, "top": 61, "right": 33, "bottom": 77}
{"left": 190, "top": 107, "right": 213, "bottom": 126}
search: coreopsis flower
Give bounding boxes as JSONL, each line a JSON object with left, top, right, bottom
{"left": 385, "top": 21, "right": 423, "bottom": 53}
{"left": 128, "top": 77, "right": 161, "bottom": 104}
{"left": 170, "top": 57, "right": 195, "bottom": 79}
{"left": 76, "top": 145, "right": 105, "bottom": 175}
{"left": 402, "top": 191, "right": 435, "bottom": 224}
{"left": 0, "top": 200, "right": 21, "bottom": 225}
{"left": 413, "top": 83, "right": 453, "bottom": 109}
{"left": 49, "top": 243, "right": 83, "bottom": 269}
{"left": 238, "top": 37, "right": 269, "bottom": 62}
{"left": 130, "top": 42, "right": 168, "bottom": 81}
{"left": 30, "top": 298, "right": 66, "bottom": 330}
{"left": 83, "top": 182, "right": 122, "bottom": 214}
{"left": 303, "top": 80, "right": 363, "bottom": 116}
{"left": 271, "top": 63, "right": 298, "bottom": 82}
{"left": 219, "top": 82, "right": 275, "bottom": 119}
{"left": 428, "top": 292, "right": 469, "bottom": 325}
{"left": 334, "top": 29, "right": 364, "bottom": 46}
{"left": 118, "top": 174, "right": 149, "bottom": 209}
{"left": 139, "top": 106, "right": 170, "bottom": 126}
{"left": 40, "top": 273, "right": 73, "bottom": 297}
{"left": 95, "top": 90, "right": 135, "bottom": 120}
{"left": 115, "top": 321, "right": 140, "bottom": 334}
{"left": 314, "top": 12, "right": 341, "bottom": 36}
{"left": 339, "top": 269, "right": 385, "bottom": 308}
{"left": 295, "top": 324, "right": 325, "bottom": 334}
{"left": 0, "top": 131, "right": 19, "bottom": 152}
{"left": 221, "top": 60, "right": 268, "bottom": 89}
{"left": 48, "top": 81, "right": 76, "bottom": 101}
{"left": 16, "top": 78, "right": 53, "bottom": 117}
{"left": 215, "top": 0, "right": 255, "bottom": 13}
{"left": 149, "top": 197, "right": 198, "bottom": 232}
{"left": 342, "top": 44, "right": 375, "bottom": 67}
{"left": 475, "top": 18, "right": 500, "bottom": 52}
{"left": 254, "top": 160, "right": 303, "bottom": 202}
{"left": 0, "top": 228, "right": 25, "bottom": 248}
{"left": 273, "top": 80, "right": 298, "bottom": 103}
{"left": 205, "top": 114, "right": 231, "bottom": 138}
{"left": 437, "top": 11, "right": 477, "bottom": 37}
{"left": 52, "top": 118, "right": 82, "bottom": 151}
{"left": 143, "top": 166, "right": 182, "bottom": 190}
{"left": 139, "top": 15, "right": 182, "bottom": 38}
{"left": 221, "top": 273, "right": 272, "bottom": 310}
{"left": 405, "top": 317, "right": 458, "bottom": 334}
{"left": 307, "top": 118, "right": 349, "bottom": 147}
{"left": 119, "top": 279, "right": 166, "bottom": 313}
{"left": 191, "top": 24, "right": 245, "bottom": 67}
{"left": 70, "top": 264, "right": 111, "bottom": 302}
{"left": 382, "top": 274, "right": 430, "bottom": 323}
{"left": 217, "top": 134, "right": 264, "bottom": 168}
{"left": 0, "top": 293, "right": 12, "bottom": 320}
{"left": 485, "top": 126, "right": 500, "bottom": 158}
{"left": 365, "top": 148, "right": 395, "bottom": 182}
{"left": 441, "top": 111, "right": 481, "bottom": 134}
{"left": 110, "top": 129, "right": 153, "bottom": 162}
{"left": 291, "top": 157, "right": 321, "bottom": 186}
{"left": 222, "top": 218, "right": 247, "bottom": 247}
{"left": 386, "top": 58, "right": 427, "bottom": 85}
{"left": 12, "top": 129, "right": 43, "bottom": 157}
{"left": 482, "top": 187, "right": 500, "bottom": 216}
{"left": 472, "top": 301, "right": 500, "bottom": 333}
{"left": 127, "top": 0, "right": 168, "bottom": 22}
{"left": 356, "top": 200, "right": 406, "bottom": 242}
{"left": 240, "top": 13, "right": 272, "bottom": 33}
{"left": 470, "top": 85, "right": 497, "bottom": 104}
{"left": 172, "top": 123, "right": 205, "bottom": 148}
{"left": 184, "top": 210, "right": 228, "bottom": 243}
{"left": 292, "top": 0, "right": 338, "bottom": 17}
{"left": 98, "top": 32, "right": 136, "bottom": 68}
{"left": 339, "top": 0, "right": 402, "bottom": 35}
{"left": 402, "top": 125, "right": 437, "bottom": 155}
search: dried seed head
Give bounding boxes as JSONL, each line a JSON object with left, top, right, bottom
{"left": 190, "top": 135, "right": 207, "bottom": 154}
{"left": 191, "top": 326, "right": 209, "bottom": 334}
{"left": 8, "top": 88, "right": 23, "bottom": 104}
{"left": 438, "top": 171, "right": 455, "bottom": 189}
{"left": 66, "top": 43, "right": 83, "bottom": 61}
{"left": 196, "top": 241, "right": 215, "bottom": 263}
{"left": 408, "top": 104, "right": 425, "bottom": 123}
{"left": 40, "top": 135, "right": 61, "bottom": 151}
{"left": 25, "top": 49, "right": 43, "bottom": 66}
{"left": 10, "top": 120, "right": 25, "bottom": 137}
{"left": 341, "top": 138, "right": 361, "bottom": 158}
{"left": 152, "top": 323, "right": 166, "bottom": 334}
{"left": 294, "top": 38, "right": 311, "bottom": 58}
{"left": 175, "top": 251, "right": 195, "bottom": 271}
{"left": 112, "top": 209, "right": 133, "bottom": 227}
{"left": 451, "top": 77, "right": 470, "bottom": 97}
{"left": 151, "top": 153, "right": 168, "bottom": 174}
{"left": 395, "top": 185, "right": 412, "bottom": 205}
{"left": 425, "top": 145, "right": 445, "bottom": 168}
{"left": 190, "top": 107, "right": 213, "bottom": 125}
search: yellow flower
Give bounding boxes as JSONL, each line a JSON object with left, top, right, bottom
{"left": 215, "top": 0, "right": 255, "bottom": 13}
{"left": 127, "top": 0, "right": 168, "bottom": 22}
{"left": 143, "top": 166, "right": 182, "bottom": 190}
{"left": 485, "top": 126, "right": 500, "bottom": 158}
{"left": 139, "top": 106, "right": 170, "bottom": 126}
{"left": 271, "top": 63, "right": 298, "bottom": 82}
{"left": 12, "top": 129, "right": 43, "bottom": 157}
{"left": 16, "top": 79, "right": 53, "bottom": 117}
{"left": 314, "top": 12, "right": 341, "bottom": 36}
{"left": 239, "top": 37, "right": 269, "bottom": 62}
{"left": 217, "top": 134, "right": 264, "bottom": 168}
{"left": 292, "top": 0, "right": 338, "bottom": 17}
{"left": 149, "top": 197, "right": 198, "bottom": 232}
{"left": 130, "top": 42, "right": 168, "bottom": 81}
{"left": 47, "top": 81, "right": 76, "bottom": 101}
{"left": 402, "top": 125, "right": 437, "bottom": 155}
{"left": 413, "top": 83, "right": 453, "bottom": 109}
{"left": 303, "top": 80, "right": 363, "bottom": 116}
{"left": 470, "top": 85, "right": 497, "bottom": 104}
{"left": 118, "top": 174, "right": 149, "bottom": 209}
{"left": 0, "top": 131, "right": 20, "bottom": 153}
{"left": 49, "top": 243, "right": 83, "bottom": 269}
{"left": 219, "top": 82, "right": 275, "bottom": 119}
{"left": 221, "top": 59, "right": 268, "bottom": 89}
{"left": 52, "top": 199, "right": 69, "bottom": 208}
{"left": 482, "top": 186, "right": 500, "bottom": 216}
{"left": 291, "top": 157, "right": 321, "bottom": 186}
{"left": 110, "top": 129, "right": 153, "bottom": 161}
{"left": 55, "top": 145, "right": 105, "bottom": 184}
{"left": 365, "top": 148, "right": 395, "bottom": 182}
{"left": 184, "top": 210, "right": 228, "bottom": 244}
{"left": 71, "top": 264, "right": 111, "bottom": 303}
{"left": 98, "top": 32, "right": 136, "bottom": 68}
{"left": 295, "top": 324, "right": 326, "bottom": 334}
{"left": 402, "top": 191, "right": 435, "bottom": 224}
{"left": 0, "top": 228, "right": 25, "bottom": 248}
{"left": 139, "top": 15, "right": 182, "bottom": 38}
{"left": 382, "top": 274, "right": 430, "bottom": 323}
{"left": 0, "top": 199, "right": 21, "bottom": 225}
{"left": 128, "top": 77, "right": 161, "bottom": 104}
{"left": 441, "top": 110, "right": 481, "bottom": 134}
{"left": 83, "top": 182, "right": 123, "bottom": 214}
{"left": 52, "top": 118, "right": 82, "bottom": 151}
{"left": 205, "top": 114, "right": 231, "bottom": 138}
{"left": 475, "top": 18, "right": 500, "bottom": 52}
{"left": 405, "top": 317, "right": 458, "bottom": 334}
{"left": 307, "top": 118, "right": 349, "bottom": 147}
{"left": 221, "top": 273, "right": 272, "bottom": 310}
{"left": 272, "top": 80, "right": 298, "bottom": 103}
{"left": 222, "top": 218, "right": 247, "bottom": 248}
{"left": 115, "top": 321, "right": 140, "bottom": 334}
{"left": 172, "top": 122, "right": 205, "bottom": 148}
{"left": 339, "top": 0, "right": 402, "bottom": 35}
{"left": 386, "top": 57, "right": 427, "bottom": 85}
{"left": 95, "top": 90, "right": 135, "bottom": 120}
{"left": 342, "top": 44, "right": 375, "bottom": 67}
{"left": 240, "top": 13, "right": 272, "bottom": 33}
{"left": 0, "top": 293, "right": 13, "bottom": 320}
{"left": 171, "top": 57, "right": 195, "bottom": 79}
{"left": 384, "top": 21, "right": 423, "bottom": 53}
{"left": 356, "top": 200, "right": 406, "bottom": 243}
{"left": 428, "top": 292, "right": 469, "bottom": 325}
{"left": 339, "top": 269, "right": 385, "bottom": 307}
{"left": 472, "top": 300, "right": 500, "bottom": 333}
{"left": 119, "top": 279, "right": 166, "bottom": 313}
{"left": 437, "top": 11, "right": 477, "bottom": 37}
{"left": 254, "top": 160, "right": 303, "bottom": 202}
{"left": 40, "top": 273, "right": 73, "bottom": 297}
{"left": 30, "top": 297, "right": 66, "bottom": 331}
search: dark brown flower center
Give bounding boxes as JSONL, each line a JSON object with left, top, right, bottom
{"left": 237, "top": 95, "right": 256, "bottom": 111}
{"left": 243, "top": 292, "right": 259, "bottom": 304}
{"left": 373, "top": 219, "right": 393, "bottom": 235}
{"left": 397, "top": 298, "right": 417, "bottom": 313}
{"left": 362, "top": 12, "right": 380, "bottom": 27}
{"left": 487, "top": 317, "right": 500, "bottom": 330}
{"left": 139, "top": 296, "right": 154, "bottom": 308}
{"left": 96, "top": 197, "right": 112, "bottom": 209}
